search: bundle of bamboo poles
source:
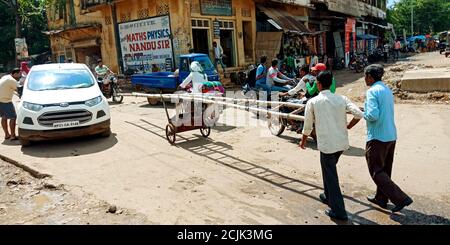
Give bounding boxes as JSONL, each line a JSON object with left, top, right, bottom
{"left": 118, "top": 92, "right": 306, "bottom": 121}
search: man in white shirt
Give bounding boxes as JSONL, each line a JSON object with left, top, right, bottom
{"left": 213, "top": 41, "right": 226, "bottom": 73}
{"left": 300, "top": 71, "right": 363, "bottom": 221}
{"left": 280, "top": 65, "right": 314, "bottom": 98}
{"left": 0, "top": 68, "right": 21, "bottom": 140}
{"left": 266, "top": 59, "right": 293, "bottom": 92}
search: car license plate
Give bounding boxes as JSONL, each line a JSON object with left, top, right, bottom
{"left": 53, "top": 121, "right": 80, "bottom": 128}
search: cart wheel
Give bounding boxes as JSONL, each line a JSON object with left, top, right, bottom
{"left": 147, "top": 97, "right": 159, "bottom": 106}
{"left": 200, "top": 127, "right": 211, "bottom": 138}
{"left": 166, "top": 124, "right": 176, "bottom": 144}
{"left": 268, "top": 114, "right": 286, "bottom": 136}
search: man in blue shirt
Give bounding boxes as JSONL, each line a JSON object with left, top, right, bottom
{"left": 255, "top": 56, "right": 268, "bottom": 92}
{"left": 363, "top": 64, "right": 413, "bottom": 213}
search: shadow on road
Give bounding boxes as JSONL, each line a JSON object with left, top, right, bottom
{"left": 278, "top": 134, "right": 365, "bottom": 157}
{"left": 20, "top": 134, "right": 118, "bottom": 158}
{"left": 126, "top": 118, "right": 450, "bottom": 225}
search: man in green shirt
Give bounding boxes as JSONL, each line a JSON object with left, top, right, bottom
{"left": 306, "top": 63, "right": 336, "bottom": 98}
{"left": 94, "top": 59, "right": 112, "bottom": 79}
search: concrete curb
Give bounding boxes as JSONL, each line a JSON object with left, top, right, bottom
{"left": 0, "top": 154, "right": 52, "bottom": 179}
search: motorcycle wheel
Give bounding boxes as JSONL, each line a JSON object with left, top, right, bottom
{"left": 267, "top": 114, "right": 286, "bottom": 136}
{"left": 355, "top": 65, "right": 363, "bottom": 73}
{"left": 112, "top": 86, "right": 124, "bottom": 103}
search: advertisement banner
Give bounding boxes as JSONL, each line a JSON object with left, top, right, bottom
{"left": 119, "top": 15, "right": 173, "bottom": 73}
{"left": 15, "top": 38, "right": 29, "bottom": 60}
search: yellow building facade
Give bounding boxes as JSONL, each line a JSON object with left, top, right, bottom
{"left": 47, "top": 0, "right": 257, "bottom": 73}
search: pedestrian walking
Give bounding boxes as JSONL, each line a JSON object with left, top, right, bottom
{"left": 383, "top": 42, "right": 390, "bottom": 63}
{"left": 300, "top": 71, "right": 363, "bottom": 221}
{"left": 363, "top": 64, "right": 413, "bottom": 213}
{"left": 394, "top": 40, "right": 401, "bottom": 60}
{"left": 213, "top": 41, "right": 226, "bottom": 74}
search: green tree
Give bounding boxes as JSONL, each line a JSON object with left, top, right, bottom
{"left": 387, "top": 0, "right": 450, "bottom": 35}
{"left": 0, "top": 0, "right": 51, "bottom": 67}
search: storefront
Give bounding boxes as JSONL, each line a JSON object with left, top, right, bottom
{"left": 46, "top": 24, "right": 103, "bottom": 70}
{"left": 256, "top": 3, "right": 318, "bottom": 72}
{"left": 47, "top": 0, "right": 257, "bottom": 74}
{"left": 189, "top": 0, "right": 256, "bottom": 68}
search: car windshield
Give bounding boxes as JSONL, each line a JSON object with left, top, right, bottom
{"left": 27, "top": 69, "right": 95, "bottom": 91}
{"left": 195, "top": 57, "right": 215, "bottom": 72}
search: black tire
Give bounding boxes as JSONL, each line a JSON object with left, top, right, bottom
{"left": 112, "top": 87, "right": 124, "bottom": 103}
{"left": 268, "top": 115, "right": 286, "bottom": 136}
{"left": 200, "top": 127, "right": 211, "bottom": 138}
{"left": 19, "top": 137, "right": 32, "bottom": 147}
{"left": 165, "top": 124, "right": 176, "bottom": 145}
{"left": 147, "top": 97, "right": 159, "bottom": 106}
{"left": 100, "top": 128, "right": 111, "bottom": 137}
{"left": 355, "top": 65, "right": 363, "bottom": 73}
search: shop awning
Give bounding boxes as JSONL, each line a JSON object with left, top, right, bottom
{"left": 357, "top": 34, "right": 379, "bottom": 40}
{"left": 258, "top": 5, "right": 312, "bottom": 35}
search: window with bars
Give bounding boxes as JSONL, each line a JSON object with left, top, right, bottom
{"left": 219, "top": 21, "right": 234, "bottom": 30}
{"left": 191, "top": 19, "right": 210, "bottom": 28}
{"left": 157, "top": 2, "right": 169, "bottom": 15}
{"left": 241, "top": 8, "right": 251, "bottom": 18}
{"left": 138, "top": 8, "right": 149, "bottom": 19}
{"left": 120, "top": 12, "right": 131, "bottom": 22}
{"left": 104, "top": 16, "right": 112, "bottom": 25}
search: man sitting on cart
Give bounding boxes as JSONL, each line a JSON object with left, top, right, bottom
{"left": 177, "top": 61, "right": 222, "bottom": 126}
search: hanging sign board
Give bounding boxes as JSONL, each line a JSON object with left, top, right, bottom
{"left": 213, "top": 20, "right": 221, "bottom": 39}
{"left": 200, "top": 0, "right": 232, "bottom": 16}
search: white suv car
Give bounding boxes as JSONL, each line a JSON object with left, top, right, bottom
{"left": 17, "top": 63, "right": 111, "bottom": 146}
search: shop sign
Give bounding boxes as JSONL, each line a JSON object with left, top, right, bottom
{"left": 200, "top": 0, "right": 232, "bottom": 16}
{"left": 213, "top": 20, "right": 220, "bottom": 39}
{"left": 119, "top": 15, "right": 174, "bottom": 73}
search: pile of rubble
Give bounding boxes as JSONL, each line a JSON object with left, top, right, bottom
{"left": 383, "top": 63, "right": 449, "bottom": 103}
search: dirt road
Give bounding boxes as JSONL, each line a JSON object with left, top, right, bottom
{"left": 1, "top": 52, "right": 449, "bottom": 225}
{"left": 0, "top": 160, "right": 149, "bottom": 224}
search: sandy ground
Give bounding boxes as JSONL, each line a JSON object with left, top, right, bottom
{"left": 0, "top": 160, "right": 150, "bottom": 224}
{"left": 0, "top": 52, "right": 449, "bottom": 225}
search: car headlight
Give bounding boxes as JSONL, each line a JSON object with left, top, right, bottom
{"left": 85, "top": 96, "right": 103, "bottom": 107}
{"left": 23, "top": 102, "right": 44, "bottom": 112}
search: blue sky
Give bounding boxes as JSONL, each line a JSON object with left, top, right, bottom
{"left": 387, "top": 0, "right": 400, "bottom": 8}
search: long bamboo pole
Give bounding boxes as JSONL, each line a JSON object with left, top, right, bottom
{"left": 119, "top": 92, "right": 306, "bottom": 109}
{"left": 132, "top": 93, "right": 305, "bottom": 121}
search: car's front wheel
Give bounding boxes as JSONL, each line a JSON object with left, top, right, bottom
{"left": 19, "top": 137, "right": 32, "bottom": 147}
{"left": 99, "top": 128, "right": 111, "bottom": 138}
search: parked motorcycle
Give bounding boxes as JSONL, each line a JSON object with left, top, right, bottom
{"left": 333, "top": 57, "right": 345, "bottom": 70}
{"left": 98, "top": 74, "right": 124, "bottom": 103}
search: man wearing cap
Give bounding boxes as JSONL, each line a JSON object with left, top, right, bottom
{"left": 307, "top": 63, "right": 336, "bottom": 98}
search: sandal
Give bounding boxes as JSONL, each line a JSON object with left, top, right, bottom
{"left": 4, "top": 135, "right": 11, "bottom": 140}
{"left": 10, "top": 136, "right": 18, "bottom": 141}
